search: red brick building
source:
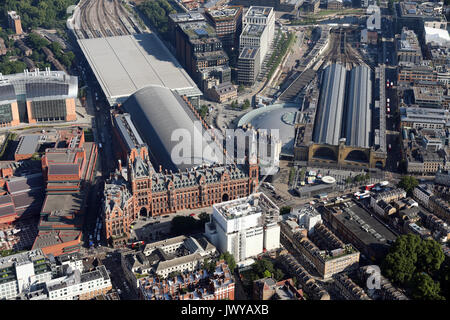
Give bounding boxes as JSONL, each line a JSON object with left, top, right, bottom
{"left": 138, "top": 260, "right": 235, "bottom": 300}
{"left": 32, "top": 128, "right": 98, "bottom": 256}
{"left": 103, "top": 86, "right": 259, "bottom": 246}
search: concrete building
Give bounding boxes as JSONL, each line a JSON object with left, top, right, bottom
{"left": 240, "top": 24, "right": 270, "bottom": 66}
{"left": 396, "top": 28, "right": 423, "bottom": 67}
{"left": 400, "top": 107, "right": 450, "bottom": 130}
{"left": 0, "top": 249, "right": 110, "bottom": 300}
{"left": 168, "top": 12, "right": 206, "bottom": 47}
{"left": 8, "top": 11, "right": 23, "bottom": 35}
{"left": 237, "top": 6, "right": 275, "bottom": 84}
{"left": 237, "top": 46, "right": 260, "bottom": 86}
{"left": 45, "top": 265, "right": 112, "bottom": 300}
{"left": 0, "top": 69, "right": 77, "bottom": 127}
{"left": 413, "top": 185, "right": 434, "bottom": 206}
{"left": 123, "top": 235, "right": 216, "bottom": 278}
{"left": 241, "top": 6, "right": 275, "bottom": 64}
{"left": 205, "top": 193, "right": 280, "bottom": 263}
{"left": 138, "top": 260, "right": 235, "bottom": 300}
{"left": 290, "top": 205, "right": 322, "bottom": 233}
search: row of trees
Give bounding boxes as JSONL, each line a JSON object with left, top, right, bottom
{"left": 0, "top": 0, "right": 77, "bottom": 30}
{"left": 344, "top": 173, "right": 371, "bottom": 185}
{"left": 381, "top": 234, "right": 448, "bottom": 300}
{"left": 138, "top": 0, "right": 176, "bottom": 41}
{"left": 230, "top": 99, "right": 250, "bottom": 110}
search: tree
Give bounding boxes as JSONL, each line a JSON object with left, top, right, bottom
{"left": 279, "top": 206, "right": 291, "bottom": 215}
{"left": 398, "top": 175, "right": 418, "bottom": 196}
{"left": 274, "top": 268, "right": 284, "bottom": 281}
{"left": 416, "top": 239, "right": 445, "bottom": 274}
{"left": 382, "top": 234, "right": 446, "bottom": 299}
{"left": 199, "top": 105, "right": 208, "bottom": 119}
{"left": 263, "top": 270, "right": 272, "bottom": 278}
{"left": 238, "top": 84, "right": 245, "bottom": 93}
{"left": 27, "top": 33, "right": 50, "bottom": 50}
{"left": 242, "top": 99, "right": 250, "bottom": 110}
{"left": 411, "top": 273, "right": 444, "bottom": 300}
{"left": 219, "top": 252, "right": 236, "bottom": 272}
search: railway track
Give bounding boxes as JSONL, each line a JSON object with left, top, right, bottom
{"left": 116, "top": 0, "right": 140, "bottom": 34}
{"left": 77, "top": 0, "right": 138, "bottom": 39}
{"left": 102, "top": 0, "right": 121, "bottom": 37}
{"left": 113, "top": 0, "right": 132, "bottom": 35}
{"left": 95, "top": 0, "right": 109, "bottom": 38}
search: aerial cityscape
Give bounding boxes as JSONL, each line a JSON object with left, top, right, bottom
{"left": 0, "top": 0, "right": 449, "bottom": 305}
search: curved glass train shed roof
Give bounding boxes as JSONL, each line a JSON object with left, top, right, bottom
{"left": 123, "top": 85, "right": 223, "bottom": 172}
{"left": 313, "top": 63, "right": 347, "bottom": 146}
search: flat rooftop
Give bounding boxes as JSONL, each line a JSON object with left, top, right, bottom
{"left": 328, "top": 202, "right": 397, "bottom": 246}
{"left": 246, "top": 6, "right": 273, "bottom": 18}
{"left": 78, "top": 34, "right": 201, "bottom": 106}
{"left": 15, "top": 135, "right": 41, "bottom": 156}
{"left": 214, "top": 192, "right": 279, "bottom": 220}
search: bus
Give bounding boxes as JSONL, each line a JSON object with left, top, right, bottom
{"left": 365, "top": 184, "right": 375, "bottom": 191}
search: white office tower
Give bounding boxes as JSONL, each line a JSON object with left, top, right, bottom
{"left": 291, "top": 205, "right": 323, "bottom": 233}
{"left": 205, "top": 192, "right": 280, "bottom": 263}
{"left": 240, "top": 6, "right": 275, "bottom": 65}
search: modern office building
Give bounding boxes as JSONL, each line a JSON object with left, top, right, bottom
{"left": 205, "top": 192, "right": 280, "bottom": 263}
{"left": 175, "top": 21, "right": 229, "bottom": 90}
{"left": 0, "top": 69, "right": 77, "bottom": 127}
{"left": 240, "top": 6, "right": 275, "bottom": 65}
{"left": 0, "top": 250, "right": 111, "bottom": 300}
{"left": 205, "top": 6, "right": 243, "bottom": 52}
{"left": 168, "top": 12, "right": 206, "bottom": 46}
{"left": 237, "top": 47, "right": 261, "bottom": 85}
{"left": 237, "top": 6, "right": 275, "bottom": 85}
